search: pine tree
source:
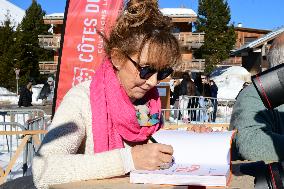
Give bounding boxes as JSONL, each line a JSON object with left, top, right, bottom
{"left": 0, "top": 11, "right": 18, "bottom": 91}
{"left": 195, "top": 0, "right": 236, "bottom": 74}
{"left": 15, "top": 0, "right": 52, "bottom": 86}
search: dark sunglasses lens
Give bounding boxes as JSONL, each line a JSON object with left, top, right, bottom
{"left": 140, "top": 67, "right": 156, "bottom": 79}
{"left": 157, "top": 68, "right": 173, "bottom": 80}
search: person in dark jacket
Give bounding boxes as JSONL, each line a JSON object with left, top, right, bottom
{"left": 194, "top": 73, "right": 203, "bottom": 95}
{"left": 170, "top": 79, "right": 181, "bottom": 121}
{"left": 179, "top": 73, "right": 190, "bottom": 96}
{"left": 186, "top": 78, "right": 198, "bottom": 121}
{"left": 202, "top": 75, "right": 212, "bottom": 98}
{"left": 18, "top": 80, "right": 33, "bottom": 107}
{"left": 37, "top": 77, "right": 54, "bottom": 105}
{"left": 210, "top": 80, "right": 218, "bottom": 122}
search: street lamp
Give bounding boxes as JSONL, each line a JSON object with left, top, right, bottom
{"left": 14, "top": 68, "right": 20, "bottom": 95}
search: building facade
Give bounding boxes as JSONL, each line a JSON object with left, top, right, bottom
{"left": 222, "top": 26, "right": 271, "bottom": 66}
{"left": 232, "top": 27, "right": 284, "bottom": 75}
{"left": 38, "top": 8, "right": 205, "bottom": 76}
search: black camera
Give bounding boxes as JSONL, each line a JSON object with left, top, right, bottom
{"left": 240, "top": 161, "right": 284, "bottom": 189}
{"left": 252, "top": 63, "right": 284, "bottom": 109}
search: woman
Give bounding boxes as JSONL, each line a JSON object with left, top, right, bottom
{"left": 32, "top": 1, "right": 181, "bottom": 188}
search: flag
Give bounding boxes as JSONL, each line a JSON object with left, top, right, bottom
{"left": 53, "top": 0, "right": 123, "bottom": 114}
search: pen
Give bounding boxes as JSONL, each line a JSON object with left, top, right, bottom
{"left": 149, "top": 136, "right": 158, "bottom": 143}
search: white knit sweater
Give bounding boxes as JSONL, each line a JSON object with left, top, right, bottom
{"left": 32, "top": 80, "right": 135, "bottom": 189}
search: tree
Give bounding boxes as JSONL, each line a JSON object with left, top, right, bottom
{"left": 0, "top": 11, "right": 18, "bottom": 90}
{"left": 15, "top": 0, "right": 52, "bottom": 86}
{"left": 195, "top": 0, "right": 236, "bottom": 74}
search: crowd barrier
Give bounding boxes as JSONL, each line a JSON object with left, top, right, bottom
{"left": 163, "top": 96, "right": 236, "bottom": 125}
{"left": 0, "top": 109, "right": 49, "bottom": 184}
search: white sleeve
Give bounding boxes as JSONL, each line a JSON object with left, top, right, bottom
{"left": 32, "top": 84, "right": 127, "bottom": 189}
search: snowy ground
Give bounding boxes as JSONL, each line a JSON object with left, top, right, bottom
{"left": 1, "top": 84, "right": 47, "bottom": 182}
{"left": 0, "top": 84, "right": 44, "bottom": 106}
{"left": 210, "top": 66, "right": 251, "bottom": 99}
{"left": 0, "top": 114, "right": 31, "bottom": 182}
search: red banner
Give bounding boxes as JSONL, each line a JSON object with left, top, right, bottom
{"left": 54, "top": 0, "right": 123, "bottom": 111}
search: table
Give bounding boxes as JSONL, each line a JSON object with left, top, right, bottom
{"left": 50, "top": 161, "right": 255, "bottom": 189}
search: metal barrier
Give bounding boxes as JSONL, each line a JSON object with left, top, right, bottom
{"left": 0, "top": 109, "right": 50, "bottom": 183}
{"left": 164, "top": 96, "right": 236, "bottom": 126}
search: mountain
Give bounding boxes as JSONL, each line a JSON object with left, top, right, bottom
{"left": 0, "top": 0, "right": 25, "bottom": 27}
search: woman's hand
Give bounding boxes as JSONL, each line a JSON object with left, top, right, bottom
{"left": 131, "top": 143, "right": 173, "bottom": 170}
{"left": 187, "top": 125, "right": 213, "bottom": 133}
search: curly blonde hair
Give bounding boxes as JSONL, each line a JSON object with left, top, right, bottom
{"left": 103, "top": 0, "right": 181, "bottom": 70}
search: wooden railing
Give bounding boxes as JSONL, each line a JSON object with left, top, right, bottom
{"left": 39, "top": 61, "right": 57, "bottom": 74}
{"left": 0, "top": 130, "right": 47, "bottom": 184}
{"left": 221, "top": 57, "right": 242, "bottom": 66}
{"left": 175, "top": 59, "right": 205, "bottom": 72}
{"left": 38, "top": 34, "right": 61, "bottom": 49}
{"left": 173, "top": 32, "right": 205, "bottom": 48}
{"left": 38, "top": 32, "right": 204, "bottom": 50}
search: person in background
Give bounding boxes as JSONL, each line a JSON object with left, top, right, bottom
{"left": 179, "top": 73, "right": 191, "bottom": 123}
{"left": 235, "top": 81, "right": 250, "bottom": 100}
{"left": 170, "top": 79, "right": 180, "bottom": 106}
{"left": 18, "top": 79, "right": 33, "bottom": 107}
{"left": 202, "top": 75, "right": 212, "bottom": 98}
{"left": 194, "top": 73, "right": 203, "bottom": 95}
{"left": 230, "top": 32, "right": 284, "bottom": 161}
{"left": 197, "top": 75, "right": 212, "bottom": 122}
{"left": 186, "top": 77, "right": 198, "bottom": 122}
{"left": 169, "top": 79, "right": 181, "bottom": 122}
{"left": 32, "top": 1, "right": 181, "bottom": 188}
{"left": 209, "top": 79, "right": 218, "bottom": 122}
{"left": 37, "top": 77, "right": 54, "bottom": 105}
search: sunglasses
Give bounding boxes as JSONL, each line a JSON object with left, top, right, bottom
{"left": 125, "top": 54, "right": 173, "bottom": 81}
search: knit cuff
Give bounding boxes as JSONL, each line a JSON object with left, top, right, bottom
{"left": 120, "top": 147, "right": 135, "bottom": 173}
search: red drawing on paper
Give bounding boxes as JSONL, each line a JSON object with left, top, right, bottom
{"left": 174, "top": 165, "right": 201, "bottom": 173}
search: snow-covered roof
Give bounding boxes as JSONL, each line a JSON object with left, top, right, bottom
{"left": 160, "top": 8, "right": 197, "bottom": 18}
{"left": 44, "top": 8, "right": 197, "bottom": 20}
{"left": 232, "top": 26, "right": 284, "bottom": 55}
{"left": 0, "top": 0, "right": 25, "bottom": 27}
{"left": 44, "top": 13, "right": 64, "bottom": 20}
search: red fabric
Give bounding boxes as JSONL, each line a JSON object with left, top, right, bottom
{"left": 55, "top": 0, "right": 123, "bottom": 110}
{"left": 90, "top": 59, "right": 162, "bottom": 153}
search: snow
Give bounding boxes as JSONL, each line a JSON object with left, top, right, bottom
{"left": 210, "top": 66, "right": 251, "bottom": 99}
{"left": 44, "top": 13, "right": 64, "bottom": 19}
{"left": 160, "top": 8, "right": 197, "bottom": 17}
{"left": 0, "top": 87, "right": 18, "bottom": 104}
{"left": 0, "top": 113, "right": 33, "bottom": 181}
{"left": 0, "top": 84, "right": 44, "bottom": 105}
{"left": 0, "top": 87, "right": 15, "bottom": 95}
{"left": 45, "top": 8, "right": 197, "bottom": 20}
{"left": 45, "top": 13, "right": 64, "bottom": 17}
{"left": 0, "top": 0, "right": 25, "bottom": 27}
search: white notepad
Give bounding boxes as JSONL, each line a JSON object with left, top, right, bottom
{"left": 130, "top": 130, "right": 235, "bottom": 186}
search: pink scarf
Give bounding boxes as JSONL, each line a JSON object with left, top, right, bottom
{"left": 90, "top": 59, "right": 162, "bottom": 153}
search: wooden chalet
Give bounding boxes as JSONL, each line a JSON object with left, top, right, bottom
{"left": 231, "top": 26, "right": 284, "bottom": 75}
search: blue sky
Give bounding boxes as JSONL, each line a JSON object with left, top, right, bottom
{"left": 9, "top": 0, "right": 284, "bottom": 30}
